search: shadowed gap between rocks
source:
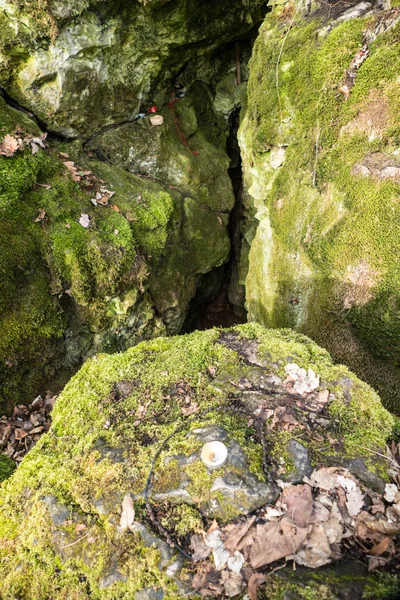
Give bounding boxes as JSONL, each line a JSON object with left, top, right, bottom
{"left": 182, "top": 107, "right": 247, "bottom": 332}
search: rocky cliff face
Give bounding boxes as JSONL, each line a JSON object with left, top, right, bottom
{"left": 238, "top": 0, "right": 400, "bottom": 410}
{"left": 0, "top": 0, "right": 266, "bottom": 411}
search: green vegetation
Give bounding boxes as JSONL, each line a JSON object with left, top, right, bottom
{"left": 0, "top": 323, "right": 396, "bottom": 597}
{"left": 0, "top": 454, "right": 15, "bottom": 483}
{"left": 241, "top": 5, "right": 400, "bottom": 409}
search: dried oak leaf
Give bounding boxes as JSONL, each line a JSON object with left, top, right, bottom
{"left": 249, "top": 517, "right": 308, "bottom": 568}
{"left": 224, "top": 516, "right": 256, "bottom": 553}
{"left": 337, "top": 475, "right": 364, "bottom": 517}
{"left": 190, "top": 534, "right": 211, "bottom": 562}
{"left": 281, "top": 484, "right": 313, "bottom": 528}
{"left": 64, "top": 161, "right": 81, "bottom": 182}
{"left": 120, "top": 493, "right": 135, "bottom": 532}
{"left": 0, "top": 134, "right": 19, "bottom": 157}
{"left": 356, "top": 512, "right": 400, "bottom": 540}
{"left": 221, "top": 570, "right": 244, "bottom": 598}
{"left": 294, "top": 501, "right": 343, "bottom": 568}
{"left": 193, "top": 563, "right": 222, "bottom": 597}
{"left": 248, "top": 573, "right": 266, "bottom": 600}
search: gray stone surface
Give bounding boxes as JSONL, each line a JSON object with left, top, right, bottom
{"left": 135, "top": 587, "right": 164, "bottom": 600}
{"left": 281, "top": 440, "right": 314, "bottom": 484}
{"left": 42, "top": 496, "right": 69, "bottom": 525}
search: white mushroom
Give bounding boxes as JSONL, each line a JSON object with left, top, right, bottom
{"left": 201, "top": 441, "right": 228, "bottom": 468}
{"left": 149, "top": 115, "right": 164, "bottom": 126}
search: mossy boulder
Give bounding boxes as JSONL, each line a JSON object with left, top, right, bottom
{"left": 239, "top": 1, "right": 400, "bottom": 411}
{"left": 87, "top": 82, "right": 235, "bottom": 332}
{"left": 0, "top": 323, "right": 397, "bottom": 598}
{"left": 0, "top": 68, "right": 240, "bottom": 411}
{"left": 0, "top": 0, "right": 267, "bottom": 138}
{"left": 0, "top": 97, "right": 173, "bottom": 411}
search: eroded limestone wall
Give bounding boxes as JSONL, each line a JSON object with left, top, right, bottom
{"left": 239, "top": 0, "right": 400, "bottom": 409}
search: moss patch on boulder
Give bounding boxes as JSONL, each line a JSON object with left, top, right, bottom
{"left": 0, "top": 324, "right": 397, "bottom": 598}
{"left": 239, "top": 3, "right": 400, "bottom": 409}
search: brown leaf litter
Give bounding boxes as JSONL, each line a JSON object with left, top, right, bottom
{"left": 0, "top": 130, "right": 47, "bottom": 157}
{"left": 0, "top": 393, "right": 56, "bottom": 463}
{"left": 192, "top": 465, "right": 400, "bottom": 597}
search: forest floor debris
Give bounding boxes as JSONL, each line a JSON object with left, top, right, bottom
{"left": 191, "top": 459, "right": 400, "bottom": 598}
{"left": 0, "top": 393, "right": 56, "bottom": 463}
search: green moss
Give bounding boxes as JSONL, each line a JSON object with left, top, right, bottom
{"left": 130, "top": 191, "right": 174, "bottom": 258}
{"left": 159, "top": 504, "right": 203, "bottom": 538}
{"left": 0, "top": 454, "right": 15, "bottom": 483}
{"left": 0, "top": 324, "right": 396, "bottom": 597}
{"left": 242, "top": 7, "right": 400, "bottom": 409}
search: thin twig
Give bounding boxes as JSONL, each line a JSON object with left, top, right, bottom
{"left": 383, "top": 12, "right": 400, "bottom": 35}
{"left": 266, "top": 562, "right": 287, "bottom": 577}
{"left": 352, "top": 444, "right": 400, "bottom": 471}
{"left": 312, "top": 124, "right": 320, "bottom": 186}
{"left": 61, "top": 531, "right": 89, "bottom": 549}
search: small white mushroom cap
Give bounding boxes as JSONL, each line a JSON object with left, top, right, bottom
{"left": 201, "top": 441, "right": 228, "bottom": 468}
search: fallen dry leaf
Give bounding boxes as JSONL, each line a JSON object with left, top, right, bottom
{"left": 339, "top": 85, "right": 351, "bottom": 100}
{"left": 368, "top": 555, "right": 387, "bottom": 571}
{"left": 284, "top": 363, "right": 320, "bottom": 394}
{"left": 190, "top": 534, "right": 211, "bottom": 562}
{"left": 0, "top": 134, "right": 19, "bottom": 157}
{"left": 337, "top": 475, "right": 364, "bottom": 517}
{"left": 181, "top": 402, "right": 199, "bottom": 416}
{"left": 34, "top": 209, "right": 46, "bottom": 222}
{"left": 79, "top": 213, "right": 90, "bottom": 228}
{"left": 221, "top": 570, "right": 244, "bottom": 598}
{"left": 110, "top": 203, "right": 120, "bottom": 213}
{"left": 384, "top": 483, "right": 399, "bottom": 504}
{"left": 224, "top": 516, "right": 256, "bottom": 553}
{"left": 192, "top": 563, "right": 223, "bottom": 597}
{"left": 227, "top": 551, "right": 244, "bottom": 574}
{"left": 369, "top": 537, "right": 393, "bottom": 556}
{"left": 281, "top": 484, "right": 313, "bottom": 528}
{"left": 205, "top": 530, "right": 230, "bottom": 571}
{"left": 250, "top": 517, "right": 308, "bottom": 568}
{"left": 63, "top": 161, "right": 81, "bottom": 182}
{"left": 248, "top": 572, "right": 266, "bottom": 600}
{"left": 120, "top": 493, "right": 135, "bottom": 532}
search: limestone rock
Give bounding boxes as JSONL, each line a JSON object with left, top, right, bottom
{"left": 0, "top": 324, "right": 396, "bottom": 598}
{"left": 239, "top": 2, "right": 400, "bottom": 410}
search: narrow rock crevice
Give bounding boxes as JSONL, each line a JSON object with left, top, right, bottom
{"left": 183, "top": 108, "right": 247, "bottom": 332}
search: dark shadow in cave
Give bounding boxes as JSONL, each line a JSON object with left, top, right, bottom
{"left": 183, "top": 108, "right": 247, "bottom": 332}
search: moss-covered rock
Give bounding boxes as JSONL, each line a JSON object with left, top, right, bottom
{"left": 86, "top": 81, "right": 235, "bottom": 333}
{"left": 0, "top": 0, "right": 268, "bottom": 138}
{"left": 0, "top": 97, "right": 173, "bottom": 411}
{"left": 0, "top": 324, "right": 397, "bottom": 598}
{"left": 239, "top": 2, "right": 400, "bottom": 410}
{"left": 0, "top": 453, "right": 15, "bottom": 483}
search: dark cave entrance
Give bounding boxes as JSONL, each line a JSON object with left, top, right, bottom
{"left": 183, "top": 108, "right": 247, "bottom": 332}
